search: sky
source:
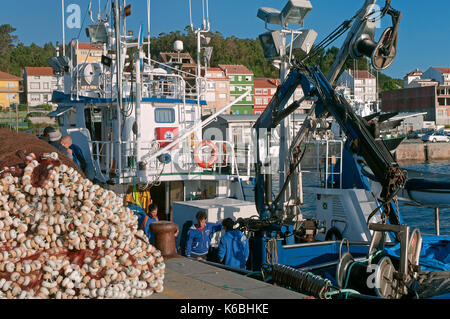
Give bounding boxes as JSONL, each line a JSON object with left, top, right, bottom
{"left": 1, "top": 0, "right": 449, "bottom": 79}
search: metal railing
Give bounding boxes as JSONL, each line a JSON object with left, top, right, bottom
{"left": 300, "top": 140, "right": 344, "bottom": 189}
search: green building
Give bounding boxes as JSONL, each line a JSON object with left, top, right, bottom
{"left": 218, "top": 64, "right": 254, "bottom": 115}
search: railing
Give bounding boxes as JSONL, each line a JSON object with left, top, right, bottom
{"left": 300, "top": 140, "right": 344, "bottom": 189}
{"left": 89, "top": 138, "right": 252, "bottom": 183}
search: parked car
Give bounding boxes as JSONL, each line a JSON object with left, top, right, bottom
{"left": 421, "top": 131, "right": 450, "bottom": 143}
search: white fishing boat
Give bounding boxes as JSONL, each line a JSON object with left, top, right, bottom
{"left": 48, "top": 0, "right": 254, "bottom": 221}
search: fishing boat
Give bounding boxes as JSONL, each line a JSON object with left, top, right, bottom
{"left": 46, "top": 0, "right": 450, "bottom": 299}
{"left": 48, "top": 0, "right": 254, "bottom": 222}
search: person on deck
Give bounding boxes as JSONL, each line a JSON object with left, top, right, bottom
{"left": 217, "top": 218, "right": 249, "bottom": 269}
{"left": 185, "top": 211, "right": 223, "bottom": 260}
{"left": 61, "top": 135, "right": 87, "bottom": 172}
{"left": 47, "top": 129, "right": 71, "bottom": 158}
{"left": 136, "top": 203, "right": 159, "bottom": 244}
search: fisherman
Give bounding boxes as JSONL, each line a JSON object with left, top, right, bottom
{"left": 217, "top": 218, "right": 249, "bottom": 269}
{"left": 185, "top": 211, "right": 223, "bottom": 261}
{"left": 47, "top": 128, "right": 71, "bottom": 158}
{"left": 60, "top": 135, "right": 87, "bottom": 172}
{"left": 135, "top": 203, "right": 160, "bottom": 244}
{"left": 39, "top": 126, "right": 55, "bottom": 142}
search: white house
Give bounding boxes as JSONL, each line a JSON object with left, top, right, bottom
{"left": 421, "top": 67, "right": 450, "bottom": 86}
{"left": 337, "top": 69, "right": 377, "bottom": 104}
{"left": 23, "top": 67, "right": 61, "bottom": 107}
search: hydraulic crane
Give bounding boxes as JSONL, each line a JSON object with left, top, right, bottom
{"left": 253, "top": 0, "right": 404, "bottom": 225}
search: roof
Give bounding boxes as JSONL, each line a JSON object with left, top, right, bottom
{"left": 406, "top": 69, "right": 423, "bottom": 76}
{"left": 349, "top": 69, "right": 375, "bottom": 79}
{"left": 218, "top": 64, "right": 253, "bottom": 75}
{"left": 158, "top": 52, "right": 195, "bottom": 64}
{"left": 433, "top": 67, "right": 450, "bottom": 74}
{"left": 72, "top": 42, "right": 103, "bottom": 50}
{"left": 0, "top": 71, "right": 22, "bottom": 81}
{"left": 24, "top": 67, "right": 54, "bottom": 77}
{"left": 254, "top": 78, "right": 280, "bottom": 88}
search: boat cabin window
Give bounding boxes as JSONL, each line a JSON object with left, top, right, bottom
{"left": 155, "top": 108, "right": 175, "bottom": 123}
{"left": 66, "top": 108, "right": 77, "bottom": 127}
{"left": 84, "top": 108, "right": 102, "bottom": 141}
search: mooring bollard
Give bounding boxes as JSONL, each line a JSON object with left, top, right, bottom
{"left": 150, "top": 221, "right": 179, "bottom": 258}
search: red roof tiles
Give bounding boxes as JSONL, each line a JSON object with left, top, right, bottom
{"left": 218, "top": 64, "right": 253, "bottom": 75}
{"left": 0, "top": 71, "right": 22, "bottom": 81}
{"left": 25, "top": 67, "right": 54, "bottom": 77}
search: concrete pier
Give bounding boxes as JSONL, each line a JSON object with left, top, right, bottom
{"left": 395, "top": 142, "right": 450, "bottom": 162}
{"left": 147, "top": 256, "right": 307, "bottom": 299}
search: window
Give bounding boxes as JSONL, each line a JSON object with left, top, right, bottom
{"left": 154, "top": 108, "right": 175, "bottom": 123}
{"left": 218, "top": 82, "right": 226, "bottom": 89}
{"left": 255, "top": 88, "right": 262, "bottom": 95}
{"left": 30, "top": 94, "right": 40, "bottom": 101}
{"left": 7, "top": 94, "right": 16, "bottom": 101}
{"left": 263, "top": 89, "right": 268, "bottom": 95}
{"left": 218, "top": 93, "right": 227, "bottom": 99}
{"left": 207, "top": 82, "right": 215, "bottom": 90}
{"left": 246, "top": 96, "right": 252, "bottom": 102}
{"left": 238, "top": 76, "right": 242, "bottom": 81}
{"left": 245, "top": 76, "right": 252, "bottom": 82}
{"left": 255, "top": 98, "right": 262, "bottom": 105}
{"left": 30, "top": 82, "right": 40, "bottom": 89}
{"left": 229, "top": 76, "right": 235, "bottom": 82}
{"left": 230, "top": 85, "right": 235, "bottom": 91}
{"left": 43, "top": 82, "right": 49, "bottom": 89}
{"left": 6, "top": 82, "right": 15, "bottom": 88}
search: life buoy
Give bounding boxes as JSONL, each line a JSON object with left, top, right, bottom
{"left": 194, "top": 140, "right": 218, "bottom": 168}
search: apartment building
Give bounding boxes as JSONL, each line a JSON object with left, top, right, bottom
{"left": 381, "top": 85, "right": 450, "bottom": 125}
{"left": 337, "top": 69, "right": 377, "bottom": 104}
{"left": 218, "top": 64, "right": 254, "bottom": 115}
{"left": 23, "top": 67, "right": 59, "bottom": 107}
{"left": 70, "top": 42, "right": 103, "bottom": 66}
{"left": 253, "top": 78, "right": 279, "bottom": 114}
{"left": 203, "top": 68, "right": 230, "bottom": 115}
{"left": 0, "top": 71, "right": 22, "bottom": 109}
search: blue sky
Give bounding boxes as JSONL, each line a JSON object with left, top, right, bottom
{"left": 1, "top": 0, "right": 449, "bottom": 79}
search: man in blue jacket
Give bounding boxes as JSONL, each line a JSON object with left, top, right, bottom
{"left": 218, "top": 218, "right": 249, "bottom": 269}
{"left": 129, "top": 202, "right": 159, "bottom": 244}
{"left": 185, "top": 211, "right": 223, "bottom": 260}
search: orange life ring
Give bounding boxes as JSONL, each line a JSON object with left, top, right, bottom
{"left": 194, "top": 140, "right": 218, "bottom": 168}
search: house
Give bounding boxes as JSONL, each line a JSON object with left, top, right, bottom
{"left": 337, "top": 69, "right": 377, "bottom": 104}
{"left": 253, "top": 78, "right": 280, "bottom": 114}
{"left": 70, "top": 42, "right": 104, "bottom": 66}
{"left": 203, "top": 68, "right": 230, "bottom": 115}
{"left": 381, "top": 85, "right": 450, "bottom": 125}
{"left": 23, "top": 67, "right": 60, "bottom": 107}
{"left": 421, "top": 67, "right": 450, "bottom": 86}
{"left": 404, "top": 69, "right": 439, "bottom": 88}
{"left": 218, "top": 64, "right": 254, "bottom": 115}
{"left": 0, "top": 71, "right": 22, "bottom": 110}
{"left": 157, "top": 52, "right": 198, "bottom": 96}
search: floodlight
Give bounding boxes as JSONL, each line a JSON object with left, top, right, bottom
{"left": 281, "top": 0, "right": 312, "bottom": 26}
{"left": 47, "top": 57, "right": 62, "bottom": 73}
{"left": 204, "top": 47, "right": 213, "bottom": 62}
{"left": 257, "top": 7, "right": 282, "bottom": 25}
{"left": 86, "top": 24, "right": 108, "bottom": 43}
{"left": 291, "top": 29, "right": 317, "bottom": 55}
{"left": 259, "top": 31, "right": 283, "bottom": 59}
{"left": 200, "top": 35, "right": 211, "bottom": 45}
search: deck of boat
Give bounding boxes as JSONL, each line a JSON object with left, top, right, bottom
{"left": 147, "top": 256, "right": 307, "bottom": 299}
